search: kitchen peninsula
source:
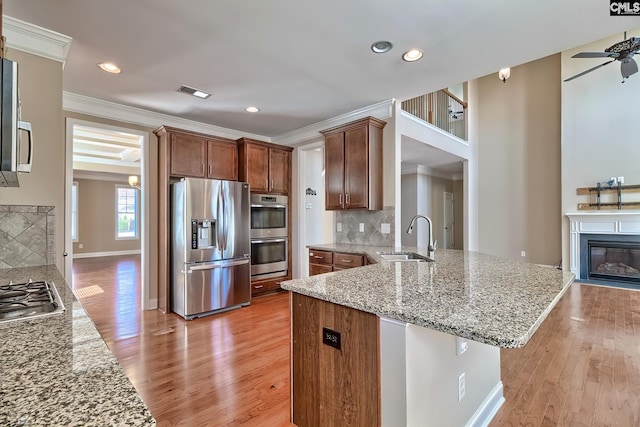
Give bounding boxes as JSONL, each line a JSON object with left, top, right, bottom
{"left": 0, "top": 265, "right": 154, "bottom": 426}
{"left": 281, "top": 244, "right": 575, "bottom": 427}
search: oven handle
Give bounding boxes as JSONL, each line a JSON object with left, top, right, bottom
{"left": 251, "top": 204, "right": 287, "bottom": 209}
{"left": 251, "top": 238, "right": 287, "bottom": 244}
{"left": 182, "top": 259, "right": 250, "bottom": 273}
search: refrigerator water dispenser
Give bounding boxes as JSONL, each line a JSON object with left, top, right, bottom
{"left": 191, "top": 219, "right": 216, "bottom": 249}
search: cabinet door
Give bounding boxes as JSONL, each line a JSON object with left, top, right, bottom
{"left": 207, "top": 138, "right": 238, "bottom": 181}
{"left": 344, "top": 125, "right": 369, "bottom": 209}
{"left": 269, "top": 148, "right": 290, "bottom": 194}
{"left": 324, "top": 132, "right": 345, "bottom": 210}
{"left": 170, "top": 133, "right": 206, "bottom": 177}
{"left": 246, "top": 144, "right": 269, "bottom": 192}
{"left": 309, "top": 263, "right": 332, "bottom": 276}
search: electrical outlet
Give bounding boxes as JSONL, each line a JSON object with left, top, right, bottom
{"left": 381, "top": 223, "right": 391, "bottom": 234}
{"left": 456, "top": 337, "right": 468, "bottom": 355}
{"left": 521, "top": 251, "right": 526, "bottom": 257}
{"left": 458, "top": 373, "right": 466, "bottom": 402}
{"left": 79, "top": 243, "right": 83, "bottom": 249}
{"left": 618, "top": 176, "right": 625, "bottom": 184}
{"left": 359, "top": 223, "right": 365, "bottom": 232}
{"left": 337, "top": 222, "right": 342, "bottom": 232}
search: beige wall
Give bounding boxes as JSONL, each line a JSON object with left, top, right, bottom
{"left": 477, "top": 54, "right": 562, "bottom": 265}
{"left": 0, "top": 50, "right": 65, "bottom": 271}
{"left": 73, "top": 179, "right": 141, "bottom": 254}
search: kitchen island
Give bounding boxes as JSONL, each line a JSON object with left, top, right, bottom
{"left": 281, "top": 244, "right": 575, "bottom": 427}
{"left": 0, "top": 265, "right": 154, "bottom": 426}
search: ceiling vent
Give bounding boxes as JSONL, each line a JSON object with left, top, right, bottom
{"left": 177, "top": 85, "right": 211, "bottom": 99}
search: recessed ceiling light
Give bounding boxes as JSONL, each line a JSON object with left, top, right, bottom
{"left": 246, "top": 106, "right": 260, "bottom": 113}
{"left": 177, "top": 85, "right": 211, "bottom": 99}
{"left": 371, "top": 41, "right": 393, "bottom": 54}
{"left": 402, "top": 49, "right": 423, "bottom": 62}
{"left": 98, "top": 62, "right": 121, "bottom": 74}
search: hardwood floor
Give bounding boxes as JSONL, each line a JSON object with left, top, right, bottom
{"left": 73, "top": 256, "right": 640, "bottom": 427}
{"left": 72, "top": 255, "right": 293, "bottom": 427}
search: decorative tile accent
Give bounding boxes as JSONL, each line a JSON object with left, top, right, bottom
{"left": 335, "top": 206, "right": 395, "bottom": 246}
{"left": 0, "top": 205, "right": 55, "bottom": 267}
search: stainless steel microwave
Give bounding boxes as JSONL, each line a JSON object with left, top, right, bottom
{"left": 250, "top": 194, "right": 287, "bottom": 239}
{"left": 0, "top": 58, "right": 33, "bottom": 187}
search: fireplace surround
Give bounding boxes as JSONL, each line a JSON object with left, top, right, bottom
{"left": 567, "top": 212, "right": 640, "bottom": 288}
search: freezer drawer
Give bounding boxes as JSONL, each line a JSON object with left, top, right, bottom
{"left": 172, "top": 258, "right": 251, "bottom": 319}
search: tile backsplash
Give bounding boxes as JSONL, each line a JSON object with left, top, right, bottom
{"left": 0, "top": 205, "right": 55, "bottom": 269}
{"left": 335, "top": 206, "right": 395, "bottom": 246}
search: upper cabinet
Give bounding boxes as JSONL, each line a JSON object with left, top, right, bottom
{"left": 320, "top": 116, "right": 386, "bottom": 210}
{"left": 156, "top": 126, "right": 238, "bottom": 181}
{"left": 237, "top": 138, "right": 292, "bottom": 195}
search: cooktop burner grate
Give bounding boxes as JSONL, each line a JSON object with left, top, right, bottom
{"left": 0, "top": 279, "right": 66, "bottom": 323}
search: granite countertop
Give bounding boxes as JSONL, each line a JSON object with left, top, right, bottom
{"left": 0, "top": 265, "right": 155, "bottom": 426}
{"left": 281, "top": 244, "right": 575, "bottom": 348}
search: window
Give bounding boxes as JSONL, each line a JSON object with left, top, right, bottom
{"left": 71, "top": 181, "right": 78, "bottom": 242}
{"left": 116, "top": 185, "right": 138, "bottom": 239}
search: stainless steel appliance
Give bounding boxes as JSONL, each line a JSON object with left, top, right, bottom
{"left": 249, "top": 194, "right": 288, "bottom": 280}
{"left": 0, "top": 58, "right": 33, "bottom": 187}
{"left": 0, "top": 279, "right": 65, "bottom": 324}
{"left": 251, "top": 237, "right": 288, "bottom": 280}
{"left": 250, "top": 194, "right": 287, "bottom": 239}
{"left": 171, "top": 178, "right": 251, "bottom": 320}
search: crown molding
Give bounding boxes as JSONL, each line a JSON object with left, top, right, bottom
{"left": 3, "top": 16, "right": 72, "bottom": 64}
{"left": 73, "top": 170, "right": 130, "bottom": 183}
{"left": 400, "top": 163, "right": 459, "bottom": 181}
{"left": 271, "top": 99, "right": 395, "bottom": 146}
{"left": 63, "top": 92, "right": 271, "bottom": 141}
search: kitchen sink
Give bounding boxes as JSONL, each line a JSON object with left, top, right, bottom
{"left": 377, "top": 251, "right": 433, "bottom": 262}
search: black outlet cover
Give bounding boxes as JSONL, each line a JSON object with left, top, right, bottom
{"left": 322, "top": 327, "right": 341, "bottom": 350}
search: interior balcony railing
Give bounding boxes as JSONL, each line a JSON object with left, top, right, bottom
{"left": 401, "top": 89, "right": 468, "bottom": 140}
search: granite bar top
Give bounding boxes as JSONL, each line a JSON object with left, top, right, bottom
{"left": 0, "top": 265, "right": 155, "bottom": 426}
{"left": 281, "top": 244, "right": 575, "bottom": 348}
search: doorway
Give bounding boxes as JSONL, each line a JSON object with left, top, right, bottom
{"left": 64, "top": 118, "right": 153, "bottom": 310}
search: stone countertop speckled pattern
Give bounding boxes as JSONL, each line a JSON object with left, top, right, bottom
{"left": 0, "top": 265, "right": 155, "bottom": 426}
{"left": 281, "top": 244, "right": 575, "bottom": 348}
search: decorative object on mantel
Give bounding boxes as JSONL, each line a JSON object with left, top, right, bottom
{"left": 576, "top": 182, "right": 640, "bottom": 210}
{"left": 305, "top": 187, "right": 317, "bottom": 196}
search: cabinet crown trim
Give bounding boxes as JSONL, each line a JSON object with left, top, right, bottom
{"left": 320, "top": 116, "right": 387, "bottom": 136}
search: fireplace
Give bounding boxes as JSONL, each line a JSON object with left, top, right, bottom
{"left": 579, "top": 234, "right": 640, "bottom": 288}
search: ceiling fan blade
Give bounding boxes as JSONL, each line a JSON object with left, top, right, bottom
{"left": 621, "top": 57, "right": 638, "bottom": 78}
{"left": 572, "top": 52, "right": 619, "bottom": 59}
{"left": 564, "top": 59, "right": 616, "bottom": 82}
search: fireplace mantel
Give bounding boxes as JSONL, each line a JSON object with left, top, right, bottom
{"left": 565, "top": 211, "right": 640, "bottom": 279}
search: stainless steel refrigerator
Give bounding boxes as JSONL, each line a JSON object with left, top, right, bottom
{"left": 171, "top": 178, "right": 251, "bottom": 319}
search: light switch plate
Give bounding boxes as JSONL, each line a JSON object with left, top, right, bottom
{"left": 381, "top": 223, "right": 391, "bottom": 234}
{"left": 359, "top": 223, "right": 365, "bottom": 232}
{"left": 337, "top": 222, "right": 342, "bottom": 232}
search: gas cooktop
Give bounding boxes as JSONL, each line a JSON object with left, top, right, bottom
{"left": 0, "top": 279, "right": 66, "bottom": 324}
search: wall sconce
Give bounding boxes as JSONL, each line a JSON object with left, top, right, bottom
{"left": 498, "top": 68, "right": 511, "bottom": 83}
{"left": 128, "top": 175, "right": 141, "bottom": 190}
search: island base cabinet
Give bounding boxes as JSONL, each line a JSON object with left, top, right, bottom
{"left": 291, "top": 293, "right": 380, "bottom": 427}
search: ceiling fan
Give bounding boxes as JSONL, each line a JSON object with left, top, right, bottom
{"left": 564, "top": 34, "right": 640, "bottom": 83}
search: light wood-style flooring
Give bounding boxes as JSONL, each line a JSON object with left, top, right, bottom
{"left": 73, "top": 255, "right": 640, "bottom": 427}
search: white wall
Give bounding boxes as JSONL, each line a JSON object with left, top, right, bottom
{"left": 561, "top": 28, "right": 640, "bottom": 268}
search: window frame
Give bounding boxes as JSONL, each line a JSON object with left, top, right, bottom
{"left": 115, "top": 184, "right": 139, "bottom": 240}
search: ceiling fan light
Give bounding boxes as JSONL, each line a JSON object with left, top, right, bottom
{"left": 498, "top": 67, "right": 511, "bottom": 83}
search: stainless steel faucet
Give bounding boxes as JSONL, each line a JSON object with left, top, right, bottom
{"left": 406, "top": 215, "right": 436, "bottom": 259}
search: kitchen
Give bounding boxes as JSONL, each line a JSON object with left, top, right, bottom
{"left": 2, "top": 1, "right": 640, "bottom": 426}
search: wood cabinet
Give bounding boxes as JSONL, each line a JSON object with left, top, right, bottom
{"left": 237, "top": 138, "right": 292, "bottom": 195}
{"left": 309, "top": 249, "right": 365, "bottom": 276}
{"left": 161, "top": 126, "right": 238, "bottom": 181}
{"left": 291, "top": 292, "right": 380, "bottom": 426}
{"left": 321, "top": 116, "right": 386, "bottom": 210}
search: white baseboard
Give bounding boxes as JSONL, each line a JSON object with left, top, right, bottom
{"left": 73, "top": 249, "right": 141, "bottom": 259}
{"left": 466, "top": 381, "right": 505, "bottom": 427}
{"left": 143, "top": 298, "right": 158, "bottom": 310}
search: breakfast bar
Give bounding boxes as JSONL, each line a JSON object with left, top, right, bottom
{"left": 281, "top": 244, "right": 575, "bottom": 427}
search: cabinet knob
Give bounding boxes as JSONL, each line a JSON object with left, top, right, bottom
{"left": 346, "top": 193, "right": 350, "bottom": 205}
{"left": 254, "top": 284, "right": 264, "bottom": 289}
{"left": 339, "top": 194, "right": 343, "bottom": 207}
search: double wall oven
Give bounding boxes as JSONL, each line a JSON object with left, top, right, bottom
{"left": 250, "top": 194, "right": 288, "bottom": 280}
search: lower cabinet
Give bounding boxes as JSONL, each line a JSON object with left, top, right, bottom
{"left": 251, "top": 276, "right": 287, "bottom": 296}
{"left": 291, "top": 293, "right": 380, "bottom": 426}
{"left": 308, "top": 249, "right": 365, "bottom": 275}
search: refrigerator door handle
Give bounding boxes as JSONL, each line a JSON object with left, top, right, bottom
{"left": 186, "top": 259, "right": 250, "bottom": 272}
{"left": 216, "top": 184, "right": 223, "bottom": 250}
